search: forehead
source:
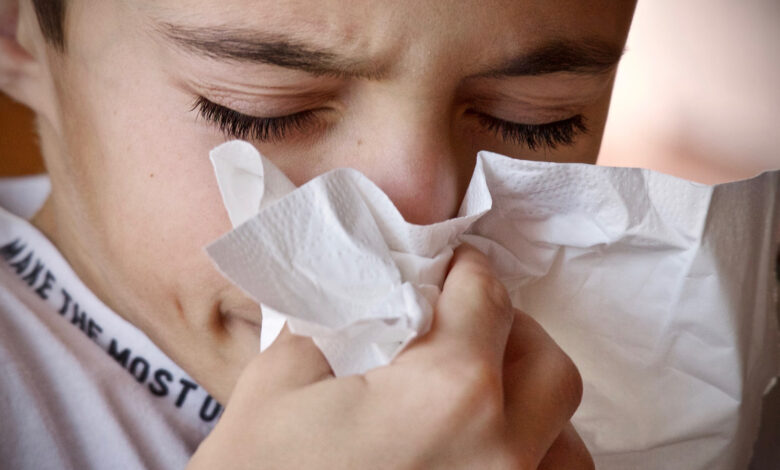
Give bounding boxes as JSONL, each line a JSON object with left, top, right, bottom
{"left": 131, "top": 0, "right": 634, "bottom": 61}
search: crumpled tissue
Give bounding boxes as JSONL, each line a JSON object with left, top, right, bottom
{"left": 205, "top": 140, "right": 779, "bottom": 470}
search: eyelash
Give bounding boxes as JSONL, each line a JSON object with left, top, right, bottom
{"left": 193, "top": 96, "right": 587, "bottom": 150}
{"left": 193, "top": 96, "right": 320, "bottom": 142}
{"left": 472, "top": 112, "right": 588, "bottom": 151}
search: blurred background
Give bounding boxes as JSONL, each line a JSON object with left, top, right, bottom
{"left": 1, "top": 0, "right": 778, "bottom": 467}
{"left": 599, "top": 0, "right": 780, "bottom": 182}
{"left": 0, "top": 91, "right": 42, "bottom": 175}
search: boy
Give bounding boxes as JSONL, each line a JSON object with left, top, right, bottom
{"left": 0, "top": 0, "right": 637, "bottom": 467}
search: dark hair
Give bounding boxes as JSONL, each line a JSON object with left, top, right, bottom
{"left": 32, "top": 0, "right": 66, "bottom": 51}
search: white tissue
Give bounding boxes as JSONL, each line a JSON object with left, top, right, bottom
{"left": 207, "top": 141, "right": 486, "bottom": 375}
{"left": 205, "top": 140, "right": 779, "bottom": 470}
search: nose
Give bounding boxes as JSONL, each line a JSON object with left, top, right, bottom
{"left": 330, "top": 95, "right": 471, "bottom": 226}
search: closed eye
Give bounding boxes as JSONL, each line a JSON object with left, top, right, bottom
{"left": 468, "top": 111, "right": 588, "bottom": 150}
{"left": 192, "top": 96, "right": 323, "bottom": 142}
{"left": 193, "top": 95, "right": 588, "bottom": 150}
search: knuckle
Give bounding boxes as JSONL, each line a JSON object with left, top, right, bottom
{"left": 561, "top": 355, "right": 584, "bottom": 409}
{"left": 476, "top": 272, "right": 512, "bottom": 312}
{"left": 580, "top": 454, "right": 596, "bottom": 470}
{"left": 435, "top": 356, "right": 504, "bottom": 422}
{"left": 546, "top": 350, "right": 584, "bottom": 414}
{"left": 461, "top": 355, "right": 501, "bottom": 394}
{"left": 568, "top": 428, "right": 596, "bottom": 470}
{"left": 493, "top": 445, "right": 536, "bottom": 470}
{"left": 456, "top": 270, "right": 513, "bottom": 323}
{"left": 538, "top": 435, "right": 596, "bottom": 470}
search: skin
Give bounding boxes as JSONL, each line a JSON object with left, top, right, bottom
{"left": 1, "top": 0, "right": 636, "bottom": 466}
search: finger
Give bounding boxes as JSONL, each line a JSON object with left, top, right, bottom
{"left": 503, "top": 311, "right": 584, "bottom": 466}
{"left": 235, "top": 326, "right": 333, "bottom": 398}
{"left": 538, "top": 423, "right": 594, "bottom": 470}
{"left": 412, "top": 243, "right": 514, "bottom": 368}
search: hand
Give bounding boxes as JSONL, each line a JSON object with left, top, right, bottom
{"left": 188, "top": 244, "right": 593, "bottom": 469}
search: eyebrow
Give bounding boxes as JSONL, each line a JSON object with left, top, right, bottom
{"left": 160, "top": 23, "right": 383, "bottom": 79}
{"left": 480, "top": 39, "right": 624, "bottom": 78}
{"left": 160, "top": 23, "right": 623, "bottom": 79}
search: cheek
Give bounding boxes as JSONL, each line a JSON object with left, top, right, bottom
{"left": 96, "top": 119, "right": 233, "bottom": 307}
{"left": 55, "top": 48, "right": 235, "bottom": 315}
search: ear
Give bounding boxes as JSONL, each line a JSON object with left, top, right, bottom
{"left": 0, "top": 0, "right": 54, "bottom": 118}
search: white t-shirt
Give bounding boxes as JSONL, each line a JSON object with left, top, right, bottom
{"left": 0, "top": 176, "right": 216, "bottom": 470}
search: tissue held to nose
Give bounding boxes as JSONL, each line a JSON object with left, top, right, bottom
{"left": 207, "top": 140, "right": 485, "bottom": 376}
{"left": 206, "top": 140, "right": 779, "bottom": 470}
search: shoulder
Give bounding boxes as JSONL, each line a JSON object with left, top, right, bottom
{"left": 0, "top": 268, "right": 204, "bottom": 470}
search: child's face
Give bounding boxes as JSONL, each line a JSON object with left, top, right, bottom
{"left": 22, "top": 0, "right": 635, "bottom": 401}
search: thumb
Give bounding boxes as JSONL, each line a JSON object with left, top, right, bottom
{"left": 234, "top": 327, "right": 334, "bottom": 398}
